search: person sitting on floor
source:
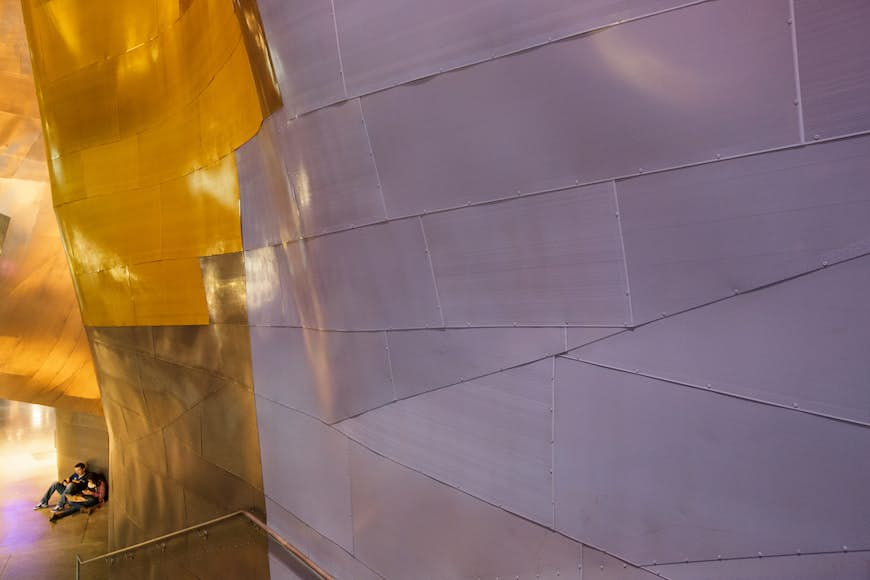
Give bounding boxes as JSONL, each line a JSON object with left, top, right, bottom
{"left": 34, "top": 462, "right": 88, "bottom": 513}
{"left": 50, "top": 473, "right": 107, "bottom": 523}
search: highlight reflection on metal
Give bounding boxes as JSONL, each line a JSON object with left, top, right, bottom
{"left": 0, "top": 0, "right": 98, "bottom": 412}
{"left": 240, "top": 0, "right": 870, "bottom": 578}
{"left": 21, "top": 0, "right": 281, "bottom": 326}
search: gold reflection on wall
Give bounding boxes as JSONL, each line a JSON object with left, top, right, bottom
{"left": 0, "top": 0, "right": 99, "bottom": 412}
{"left": 22, "top": 0, "right": 281, "bottom": 326}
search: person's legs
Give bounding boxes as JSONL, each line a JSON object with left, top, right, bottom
{"left": 52, "top": 482, "right": 77, "bottom": 510}
{"left": 50, "top": 498, "right": 97, "bottom": 522}
{"left": 35, "top": 481, "right": 65, "bottom": 508}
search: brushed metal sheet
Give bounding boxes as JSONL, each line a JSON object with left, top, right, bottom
{"left": 582, "top": 546, "right": 661, "bottom": 580}
{"left": 257, "top": 0, "right": 345, "bottom": 115}
{"left": 796, "top": 0, "right": 870, "bottom": 138}
{"left": 350, "top": 442, "right": 581, "bottom": 580}
{"left": 361, "top": 0, "right": 798, "bottom": 217}
{"left": 578, "top": 255, "right": 870, "bottom": 424}
{"left": 274, "top": 99, "right": 385, "bottom": 236}
{"left": 244, "top": 245, "right": 302, "bottom": 327}
{"left": 200, "top": 252, "right": 248, "bottom": 324}
{"left": 152, "top": 325, "right": 253, "bottom": 387}
{"left": 387, "top": 327, "right": 563, "bottom": 398}
{"left": 423, "top": 183, "right": 629, "bottom": 325}
{"left": 237, "top": 115, "right": 302, "bottom": 251}
{"left": 617, "top": 135, "right": 870, "bottom": 323}
{"left": 138, "top": 356, "right": 223, "bottom": 428}
{"left": 553, "top": 357, "right": 870, "bottom": 564}
{"left": 201, "top": 384, "right": 263, "bottom": 488}
{"left": 283, "top": 219, "right": 442, "bottom": 330}
{"left": 566, "top": 327, "right": 625, "bottom": 351}
{"left": 265, "top": 497, "right": 382, "bottom": 580}
{"left": 250, "top": 326, "right": 394, "bottom": 423}
{"left": 88, "top": 326, "right": 154, "bottom": 354}
{"left": 335, "top": 0, "right": 688, "bottom": 96}
{"left": 338, "top": 360, "right": 554, "bottom": 525}
{"left": 256, "top": 396, "right": 354, "bottom": 551}
{"left": 649, "top": 551, "right": 870, "bottom": 580}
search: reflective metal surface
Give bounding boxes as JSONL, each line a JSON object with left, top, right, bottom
{"left": 795, "top": 0, "right": 870, "bottom": 139}
{"left": 0, "top": 0, "right": 99, "bottom": 413}
{"left": 648, "top": 551, "right": 870, "bottom": 580}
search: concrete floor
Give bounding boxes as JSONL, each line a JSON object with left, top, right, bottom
{"left": 0, "top": 400, "right": 109, "bottom": 579}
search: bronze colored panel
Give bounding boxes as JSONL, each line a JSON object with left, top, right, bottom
{"left": 200, "top": 252, "right": 248, "bottom": 324}
{"left": 123, "top": 459, "right": 187, "bottom": 537}
{"left": 90, "top": 341, "right": 148, "bottom": 417}
{"left": 126, "top": 428, "right": 168, "bottom": 474}
{"left": 164, "top": 406, "right": 204, "bottom": 457}
{"left": 233, "top": 0, "right": 282, "bottom": 116}
{"left": 138, "top": 356, "right": 225, "bottom": 427}
{"left": 152, "top": 324, "right": 253, "bottom": 386}
{"left": 55, "top": 407, "right": 109, "bottom": 476}
{"left": 201, "top": 383, "right": 263, "bottom": 489}
{"left": 88, "top": 326, "right": 155, "bottom": 354}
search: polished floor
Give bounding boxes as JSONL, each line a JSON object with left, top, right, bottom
{"left": 0, "top": 400, "right": 108, "bottom": 579}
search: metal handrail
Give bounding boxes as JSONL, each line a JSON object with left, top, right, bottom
{"left": 75, "top": 509, "right": 332, "bottom": 580}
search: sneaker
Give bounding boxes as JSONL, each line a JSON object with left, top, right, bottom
{"left": 34, "top": 503, "right": 48, "bottom": 510}
{"left": 51, "top": 505, "right": 65, "bottom": 512}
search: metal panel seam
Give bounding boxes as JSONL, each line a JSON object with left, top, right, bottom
{"left": 611, "top": 180, "right": 634, "bottom": 327}
{"left": 788, "top": 0, "right": 807, "bottom": 143}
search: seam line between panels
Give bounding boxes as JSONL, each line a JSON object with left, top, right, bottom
{"left": 418, "top": 216, "right": 446, "bottom": 327}
{"left": 611, "top": 180, "right": 634, "bottom": 327}
{"left": 641, "top": 546, "right": 870, "bottom": 568}
{"left": 357, "top": 98, "right": 389, "bottom": 219}
{"left": 566, "top": 357, "right": 870, "bottom": 429}
{"left": 236, "top": 130, "right": 870, "bottom": 258}
{"left": 290, "top": 0, "right": 717, "bottom": 120}
{"left": 550, "top": 355, "right": 556, "bottom": 529}
{"left": 328, "top": 0, "right": 349, "bottom": 98}
{"left": 788, "top": 0, "right": 807, "bottom": 143}
{"left": 383, "top": 330, "right": 398, "bottom": 402}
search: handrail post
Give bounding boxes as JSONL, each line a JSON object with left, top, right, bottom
{"left": 75, "top": 554, "right": 81, "bottom": 580}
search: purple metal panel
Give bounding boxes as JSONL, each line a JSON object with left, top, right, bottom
{"left": 350, "top": 442, "right": 581, "bottom": 579}
{"left": 566, "top": 327, "right": 625, "bottom": 350}
{"left": 257, "top": 0, "right": 345, "bottom": 115}
{"left": 578, "top": 254, "right": 870, "bottom": 424}
{"left": 796, "top": 0, "right": 870, "bottom": 138}
{"left": 237, "top": 115, "right": 301, "bottom": 251}
{"left": 256, "top": 396, "right": 353, "bottom": 551}
{"left": 553, "top": 357, "right": 870, "bottom": 564}
{"left": 582, "top": 546, "right": 661, "bottom": 580}
{"left": 618, "top": 135, "right": 870, "bottom": 324}
{"left": 283, "top": 220, "right": 442, "bottom": 330}
{"left": 265, "top": 497, "right": 382, "bottom": 580}
{"left": 334, "top": 0, "right": 687, "bottom": 96}
{"left": 338, "top": 360, "right": 554, "bottom": 526}
{"left": 387, "top": 327, "right": 563, "bottom": 398}
{"left": 649, "top": 552, "right": 870, "bottom": 580}
{"left": 244, "top": 245, "right": 301, "bottom": 327}
{"left": 423, "top": 183, "right": 629, "bottom": 325}
{"left": 250, "top": 326, "right": 393, "bottom": 423}
{"left": 274, "top": 100, "right": 385, "bottom": 236}
{"left": 361, "top": 0, "right": 798, "bottom": 218}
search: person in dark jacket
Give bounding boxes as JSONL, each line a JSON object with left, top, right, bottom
{"left": 34, "top": 462, "right": 88, "bottom": 512}
{"left": 49, "top": 473, "right": 107, "bottom": 522}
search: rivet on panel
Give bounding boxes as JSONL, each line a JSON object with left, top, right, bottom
{"left": 787, "top": 18, "right": 793, "bottom": 24}
{"left": 600, "top": 565, "right": 605, "bottom": 571}
{"left": 758, "top": 552, "right": 763, "bottom": 557}
{"left": 813, "top": 134, "right": 820, "bottom": 140}
{"left": 793, "top": 98, "right": 799, "bottom": 105}
{"left": 844, "top": 546, "right": 849, "bottom": 552}
{"left": 715, "top": 154, "right": 721, "bottom": 160}
{"left": 792, "top": 402, "right": 799, "bottom": 408}
{"left": 822, "top": 260, "right": 828, "bottom": 267}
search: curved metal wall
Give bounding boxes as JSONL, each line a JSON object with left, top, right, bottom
{"left": 242, "top": 0, "right": 870, "bottom": 578}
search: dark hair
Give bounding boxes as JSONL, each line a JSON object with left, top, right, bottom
{"left": 74, "top": 462, "right": 86, "bottom": 470}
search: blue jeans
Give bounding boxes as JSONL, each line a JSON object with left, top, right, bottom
{"left": 40, "top": 481, "right": 76, "bottom": 508}
{"left": 52, "top": 497, "right": 99, "bottom": 520}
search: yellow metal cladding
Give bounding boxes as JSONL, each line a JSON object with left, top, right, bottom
{"left": 22, "top": 0, "right": 280, "bottom": 326}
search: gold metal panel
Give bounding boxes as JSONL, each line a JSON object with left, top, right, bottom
{"left": 130, "top": 259, "right": 209, "bottom": 326}
{"left": 200, "top": 252, "right": 249, "bottom": 324}
{"left": 74, "top": 266, "right": 136, "bottom": 327}
{"left": 46, "top": 151, "right": 85, "bottom": 204}
{"left": 152, "top": 324, "right": 254, "bottom": 386}
{"left": 80, "top": 135, "right": 140, "bottom": 197}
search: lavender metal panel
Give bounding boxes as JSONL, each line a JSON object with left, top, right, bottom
{"left": 256, "top": 396, "right": 353, "bottom": 551}
{"left": 257, "top": 0, "right": 345, "bottom": 115}
{"left": 362, "top": 0, "right": 798, "bottom": 217}
{"left": 250, "top": 326, "right": 393, "bottom": 423}
{"left": 266, "top": 497, "right": 382, "bottom": 580}
{"left": 424, "top": 183, "right": 629, "bottom": 325}
{"left": 387, "top": 327, "right": 563, "bottom": 399}
{"left": 618, "top": 135, "right": 870, "bottom": 323}
{"left": 796, "top": 0, "right": 870, "bottom": 138}
{"left": 237, "top": 115, "right": 301, "bottom": 251}
{"left": 553, "top": 357, "right": 870, "bottom": 564}
{"left": 283, "top": 220, "right": 442, "bottom": 330}
{"left": 649, "top": 552, "right": 870, "bottom": 580}
{"left": 274, "top": 100, "right": 385, "bottom": 236}
{"left": 244, "top": 245, "right": 301, "bottom": 327}
{"left": 581, "top": 546, "right": 661, "bottom": 580}
{"left": 334, "top": 0, "right": 687, "bottom": 96}
{"left": 338, "top": 360, "right": 554, "bottom": 526}
{"left": 579, "top": 255, "right": 870, "bottom": 424}
{"left": 350, "top": 442, "right": 581, "bottom": 580}
{"left": 566, "top": 327, "right": 625, "bottom": 350}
